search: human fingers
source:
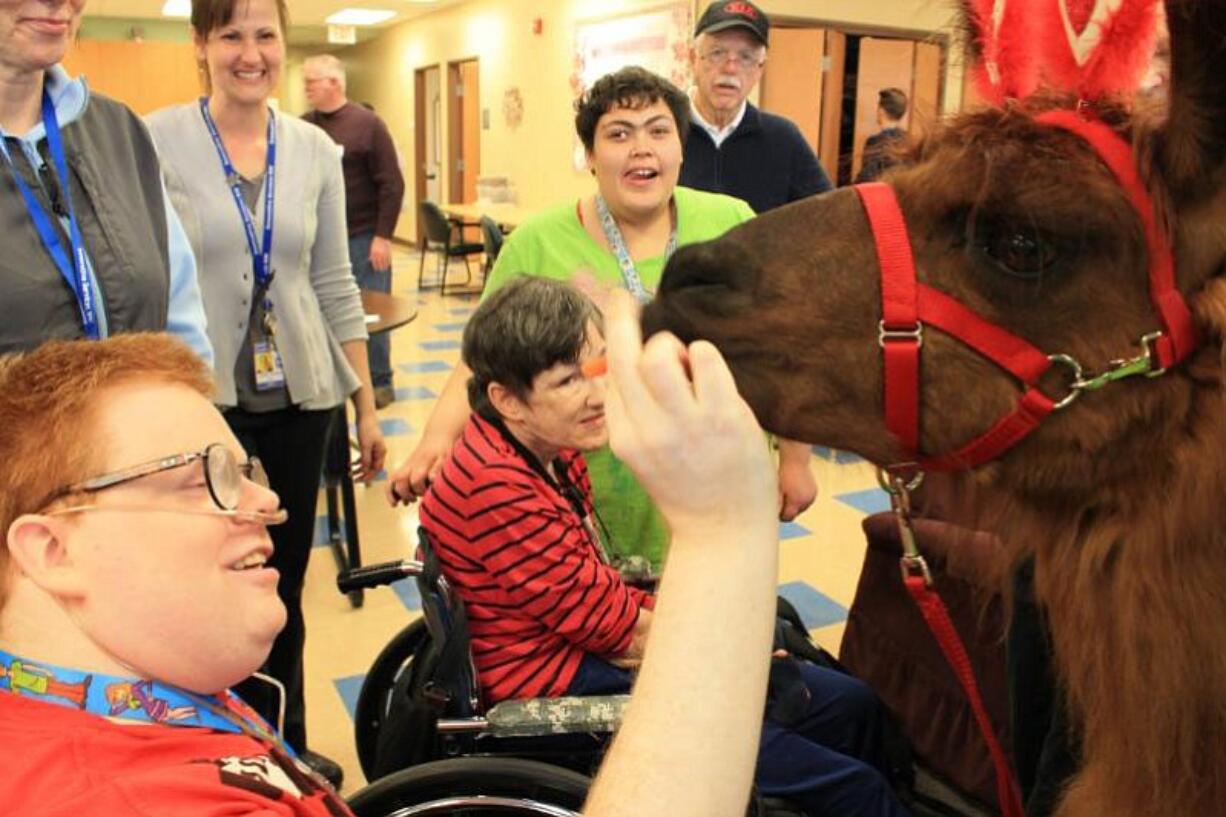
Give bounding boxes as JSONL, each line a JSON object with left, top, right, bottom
{"left": 686, "top": 340, "right": 744, "bottom": 414}
{"left": 636, "top": 331, "right": 701, "bottom": 424}
{"left": 604, "top": 292, "right": 659, "bottom": 425}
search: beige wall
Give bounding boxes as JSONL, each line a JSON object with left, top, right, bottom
{"left": 287, "top": 0, "right": 964, "bottom": 242}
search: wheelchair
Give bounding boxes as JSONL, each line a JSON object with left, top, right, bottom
{"left": 339, "top": 530, "right": 628, "bottom": 816}
{"left": 339, "top": 530, "right": 811, "bottom": 817}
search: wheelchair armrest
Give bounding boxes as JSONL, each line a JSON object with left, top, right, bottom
{"left": 485, "top": 694, "right": 631, "bottom": 738}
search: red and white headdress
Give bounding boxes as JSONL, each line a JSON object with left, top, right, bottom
{"left": 966, "top": 0, "right": 1163, "bottom": 103}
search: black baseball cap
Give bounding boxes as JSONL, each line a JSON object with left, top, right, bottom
{"left": 694, "top": 1, "right": 769, "bottom": 46}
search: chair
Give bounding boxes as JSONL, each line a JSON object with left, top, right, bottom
{"left": 480, "top": 215, "right": 505, "bottom": 276}
{"left": 418, "top": 201, "right": 484, "bottom": 296}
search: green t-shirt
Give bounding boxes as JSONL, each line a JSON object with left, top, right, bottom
{"left": 483, "top": 186, "right": 755, "bottom": 569}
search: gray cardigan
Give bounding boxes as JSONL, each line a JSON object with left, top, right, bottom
{"left": 145, "top": 102, "right": 366, "bottom": 410}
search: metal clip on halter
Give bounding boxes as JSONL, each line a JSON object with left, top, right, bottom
{"left": 877, "top": 467, "right": 931, "bottom": 586}
{"left": 1047, "top": 331, "right": 1169, "bottom": 411}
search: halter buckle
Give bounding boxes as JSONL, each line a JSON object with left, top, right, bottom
{"left": 878, "top": 320, "right": 924, "bottom": 350}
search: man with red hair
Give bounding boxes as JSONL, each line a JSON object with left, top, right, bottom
{"left": 0, "top": 334, "right": 350, "bottom": 814}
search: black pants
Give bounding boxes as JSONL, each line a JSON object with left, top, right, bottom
{"left": 227, "top": 405, "right": 333, "bottom": 751}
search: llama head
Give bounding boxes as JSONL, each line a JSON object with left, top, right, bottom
{"left": 644, "top": 0, "right": 1226, "bottom": 495}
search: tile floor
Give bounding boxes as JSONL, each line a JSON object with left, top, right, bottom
{"left": 300, "top": 247, "right": 889, "bottom": 794}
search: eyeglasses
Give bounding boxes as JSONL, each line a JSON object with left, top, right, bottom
{"left": 43, "top": 444, "right": 286, "bottom": 526}
{"left": 699, "top": 46, "right": 765, "bottom": 68}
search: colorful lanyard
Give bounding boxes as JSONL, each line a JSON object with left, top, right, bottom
{"left": 594, "top": 194, "right": 677, "bottom": 303}
{"left": 0, "top": 648, "right": 290, "bottom": 755}
{"left": 0, "top": 91, "right": 98, "bottom": 339}
{"left": 198, "top": 97, "right": 277, "bottom": 293}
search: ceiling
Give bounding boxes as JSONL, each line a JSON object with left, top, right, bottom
{"left": 84, "top": 0, "right": 464, "bottom": 30}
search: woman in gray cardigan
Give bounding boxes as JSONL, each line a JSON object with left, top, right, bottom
{"left": 145, "top": 0, "right": 384, "bottom": 786}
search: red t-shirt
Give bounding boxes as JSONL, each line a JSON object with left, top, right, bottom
{"left": 0, "top": 692, "right": 353, "bottom": 816}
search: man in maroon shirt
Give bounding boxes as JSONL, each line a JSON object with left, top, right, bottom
{"left": 303, "top": 55, "right": 406, "bottom": 409}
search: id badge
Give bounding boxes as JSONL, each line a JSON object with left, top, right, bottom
{"left": 253, "top": 339, "right": 287, "bottom": 391}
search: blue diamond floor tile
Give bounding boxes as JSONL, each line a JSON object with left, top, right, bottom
{"left": 379, "top": 418, "right": 413, "bottom": 437}
{"left": 395, "top": 385, "right": 437, "bottom": 402}
{"left": 433, "top": 322, "right": 468, "bottom": 332}
{"left": 449, "top": 307, "right": 475, "bottom": 316}
{"left": 399, "top": 360, "right": 451, "bottom": 374}
{"left": 334, "top": 674, "right": 364, "bottom": 721}
{"left": 393, "top": 579, "right": 422, "bottom": 612}
{"left": 777, "top": 581, "right": 849, "bottom": 629}
{"left": 419, "top": 339, "right": 462, "bottom": 351}
{"left": 779, "top": 521, "right": 812, "bottom": 540}
{"left": 313, "top": 515, "right": 341, "bottom": 548}
{"left": 349, "top": 418, "right": 414, "bottom": 437}
{"left": 833, "top": 488, "right": 892, "bottom": 515}
{"left": 811, "top": 446, "right": 864, "bottom": 465}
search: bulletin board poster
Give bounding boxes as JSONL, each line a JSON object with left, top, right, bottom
{"left": 571, "top": 3, "right": 694, "bottom": 169}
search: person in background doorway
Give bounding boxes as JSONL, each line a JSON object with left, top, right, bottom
{"left": 0, "top": 0, "right": 211, "bottom": 360}
{"left": 680, "top": 0, "right": 832, "bottom": 214}
{"left": 855, "top": 88, "right": 908, "bottom": 183}
{"left": 144, "top": 0, "right": 386, "bottom": 788}
{"left": 303, "top": 54, "right": 406, "bottom": 410}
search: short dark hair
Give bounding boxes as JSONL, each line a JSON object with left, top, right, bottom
{"left": 878, "top": 87, "right": 908, "bottom": 121}
{"left": 574, "top": 66, "right": 690, "bottom": 153}
{"left": 191, "top": 0, "right": 290, "bottom": 35}
{"left": 464, "top": 278, "right": 601, "bottom": 422}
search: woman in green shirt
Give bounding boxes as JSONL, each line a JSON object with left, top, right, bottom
{"left": 389, "top": 67, "right": 816, "bottom": 568}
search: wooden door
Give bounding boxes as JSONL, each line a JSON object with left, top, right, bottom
{"left": 446, "top": 59, "right": 480, "bottom": 206}
{"left": 852, "top": 38, "right": 916, "bottom": 179}
{"left": 414, "top": 65, "right": 442, "bottom": 247}
{"left": 760, "top": 28, "right": 825, "bottom": 158}
{"left": 911, "top": 42, "right": 943, "bottom": 136}
{"left": 62, "top": 40, "right": 199, "bottom": 114}
{"left": 819, "top": 30, "right": 846, "bottom": 184}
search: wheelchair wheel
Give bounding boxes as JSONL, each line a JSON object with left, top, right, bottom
{"left": 347, "top": 756, "right": 591, "bottom": 816}
{"left": 355, "top": 618, "right": 432, "bottom": 780}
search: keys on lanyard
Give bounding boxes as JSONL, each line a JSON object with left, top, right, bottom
{"left": 594, "top": 193, "right": 677, "bottom": 304}
{"left": 1, "top": 91, "right": 99, "bottom": 339}
{"left": 198, "top": 97, "right": 277, "bottom": 321}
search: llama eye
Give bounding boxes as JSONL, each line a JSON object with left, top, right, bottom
{"left": 971, "top": 217, "right": 1060, "bottom": 279}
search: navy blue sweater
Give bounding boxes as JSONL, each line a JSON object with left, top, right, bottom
{"left": 680, "top": 103, "right": 832, "bottom": 214}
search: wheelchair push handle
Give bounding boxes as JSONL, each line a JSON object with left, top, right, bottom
{"left": 336, "top": 559, "right": 423, "bottom": 593}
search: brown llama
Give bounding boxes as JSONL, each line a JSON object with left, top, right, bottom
{"left": 643, "top": 1, "right": 1226, "bottom": 815}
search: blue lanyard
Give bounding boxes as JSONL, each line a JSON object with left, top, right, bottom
{"left": 0, "top": 91, "right": 98, "bottom": 339}
{"left": 594, "top": 194, "right": 677, "bottom": 304}
{"left": 198, "top": 97, "right": 276, "bottom": 290}
{"left": 0, "top": 648, "right": 290, "bottom": 755}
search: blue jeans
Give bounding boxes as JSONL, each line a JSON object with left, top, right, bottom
{"left": 566, "top": 655, "right": 910, "bottom": 817}
{"left": 349, "top": 231, "right": 392, "bottom": 388}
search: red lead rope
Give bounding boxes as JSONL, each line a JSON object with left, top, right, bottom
{"left": 904, "top": 573, "right": 1026, "bottom": 817}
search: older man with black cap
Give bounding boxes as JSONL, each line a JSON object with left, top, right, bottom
{"left": 680, "top": 0, "right": 832, "bottom": 214}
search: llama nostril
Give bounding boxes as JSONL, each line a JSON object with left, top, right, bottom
{"left": 659, "top": 241, "right": 744, "bottom": 294}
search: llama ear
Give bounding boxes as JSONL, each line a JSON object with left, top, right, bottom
{"left": 961, "top": 0, "right": 1040, "bottom": 104}
{"left": 1038, "top": 0, "right": 1162, "bottom": 99}
{"left": 1155, "top": 0, "right": 1226, "bottom": 199}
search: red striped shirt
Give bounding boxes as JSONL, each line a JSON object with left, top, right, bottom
{"left": 420, "top": 414, "right": 653, "bottom": 705}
